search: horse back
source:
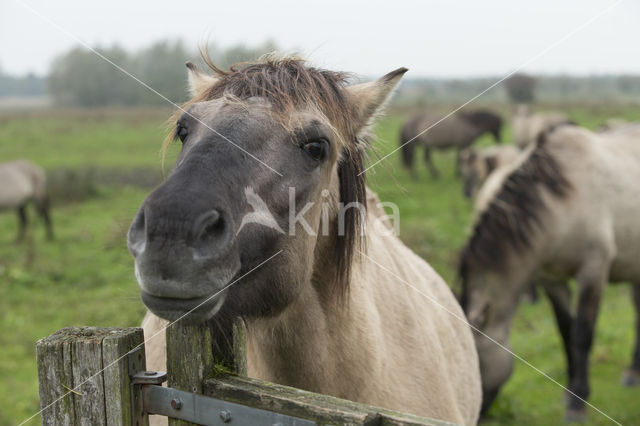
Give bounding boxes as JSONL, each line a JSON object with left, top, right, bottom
{"left": 538, "top": 127, "right": 640, "bottom": 279}
{"left": 0, "top": 161, "right": 46, "bottom": 208}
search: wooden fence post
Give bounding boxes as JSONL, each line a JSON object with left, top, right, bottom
{"left": 36, "top": 326, "right": 145, "bottom": 426}
{"left": 166, "top": 318, "right": 247, "bottom": 426}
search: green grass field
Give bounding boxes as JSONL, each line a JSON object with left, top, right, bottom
{"left": 1, "top": 106, "right": 639, "bottom": 425}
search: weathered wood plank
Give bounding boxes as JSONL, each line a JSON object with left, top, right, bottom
{"left": 204, "top": 375, "right": 377, "bottom": 425}
{"left": 70, "top": 329, "right": 107, "bottom": 425}
{"left": 102, "top": 327, "right": 146, "bottom": 426}
{"left": 231, "top": 318, "right": 248, "bottom": 376}
{"left": 377, "top": 408, "right": 457, "bottom": 426}
{"left": 37, "top": 326, "right": 145, "bottom": 426}
{"left": 166, "top": 323, "right": 214, "bottom": 395}
{"left": 166, "top": 323, "right": 215, "bottom": 426}
{"left": 204, "top": 375, "right": 453, "bottom": 426}
{"left": 166, "top": 318, "right": 247, "bottom": 426}
{"left": 37, "top": 330, "right": 75, "bottom": 426}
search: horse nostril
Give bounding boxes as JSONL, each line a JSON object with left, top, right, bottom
{"left": 192, "top": 210, "right": 221, "bottom": 239}
{"left": 191, "top": 209, "right": 231, "bottom": 259}
{"left": 127, "top": 207, "right": 146, "bottom": 257}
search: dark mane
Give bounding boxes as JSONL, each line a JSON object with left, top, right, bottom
{"left": 459, "top": 130, "right": 572, "bottom": 304}
{"left": 188, "top": 54, "right": 366, "bottom": 299}
{"left": 460, "top": 110, "right": 502, "bottom": 131}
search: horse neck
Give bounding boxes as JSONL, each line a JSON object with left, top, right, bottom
{"left": 498, "top": 255, "right": 538, "bottom": 305}
{"left": 243, "top": 211, "right": 375, "bottom": 394}
{"left": 244, "top": 281, "right": 337, "bottom": 391}
{"left": 470, "top": 121, "right": 490, "bottom": 139}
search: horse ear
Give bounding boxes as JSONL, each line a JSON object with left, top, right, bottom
{"left": 186, "top": 61, "right": 218, "bottom": 97}
{"left": 346, "top": 68, "right": 408, "bottom": 137}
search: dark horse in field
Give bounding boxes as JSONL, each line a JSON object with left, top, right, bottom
{"left": 129, "top": 55, "right": 482, "bottom": 425}
{"left": 0, "top": 160, "right": 53, "bottom": 240}
{"left": 460, "top": 125, "right": 640, "bottom": 422}
{"left": 400, "top": 110, "right": 502, "bottom": 178}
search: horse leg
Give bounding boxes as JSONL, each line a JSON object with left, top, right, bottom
{"left": 36, "top": 195, "right": 54, "bottom": 240}
{"left": 16, "top": 205, "right": 28, "bottom": 242}
{"left": 565, "top": 252, "right": 610, "bottom": 422}
{"left": 622, "top": 282, "right": 640, "bottom": 386}
{"left": 521, "top": 281, "right": 540, "bottom": 304}
{"left": 454, "top": 148, "right": 462, "bottom": 178}
{"left": 424, "top": 146, "right": 439, "bottom": 179}
{"left": 539, "top": 278, "right": 574, "bottom": 392}
{"left": 401, "top": 139, "right": 418, "bottom": 180}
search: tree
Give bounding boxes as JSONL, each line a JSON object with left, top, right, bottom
{"left": 47, "top": 40, "right": 281, "bottom": 107}
{"left": 0, "top": 65, "right": 46, "bottom": 97}
{"left": 503, "top": 73, "right": 537, "bottom": 104}
{"left": 617, "top": 75, "right": 640, "bottom": 94}
{"left": 131, "top": 40, "right": 193, "bottom": 105}
{"left": 48, "top": 46, "right": 138, "bottom": 106}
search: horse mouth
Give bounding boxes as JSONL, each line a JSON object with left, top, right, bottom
{"left": 140, "top": 290, "right": 227, "bottom": 323}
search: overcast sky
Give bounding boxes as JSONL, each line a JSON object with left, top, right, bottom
{"left": 1, "top": 0, "right": 638, "bottom": 78}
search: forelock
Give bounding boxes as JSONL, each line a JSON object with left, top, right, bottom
{"left": 196, "top": 54, "right": 359, "bottom": 151}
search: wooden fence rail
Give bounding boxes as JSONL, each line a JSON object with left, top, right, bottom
{"left": 36, "top": 327, "right": 145, "bottom": 425}
{"left": 36, "top": 321, "right": 454, "bottom": 426}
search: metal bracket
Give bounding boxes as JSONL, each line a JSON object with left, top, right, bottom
{"left": 128, "top": 346, "right": 167, "bottom": 426}
{"left": 128, "top": 346, "right": 314, "bottom": 425}
{"left": 142, "top": 385, "right": 315, "bottom": 426}
{"left": 132, "top": 370, "right": 168, "bottom": 385}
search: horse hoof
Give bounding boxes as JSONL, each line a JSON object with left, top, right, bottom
{"left": 621, "top": 369, "right": 640, "bottom": 386}
{"left": 565, "top": 408, "right": 587, "bottom": 423}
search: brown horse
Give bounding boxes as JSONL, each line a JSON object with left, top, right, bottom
{"left": 460, "top": 125, "right": 640, "bottom": 422}
{"left": 0, "top": 160, "right": 53, "bottom": 240}
{"left": 400, "top": 110, "right": 502, "bottom": 179}
{"left": 131, "top": 55, "right": 481, "bottom": 425}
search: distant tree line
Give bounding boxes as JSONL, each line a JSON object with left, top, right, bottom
{"left": 3, "top": 41, "right": 640, "bottom": 107}
{"left": 504, "top": 74, "right": 537, "bottom": 104}
{"left": 0, "top": 67, "right": 45, "bottom": 97}
{"left": 47, "top": 40, "right": 278, "bottom": 107}
{"left": 395, "top": 73, "right": 640, "bottom": 106}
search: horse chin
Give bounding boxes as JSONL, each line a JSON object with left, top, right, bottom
{"left": 140, "top": 289, "right": 228, "bottom": 324}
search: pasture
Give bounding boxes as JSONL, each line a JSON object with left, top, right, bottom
{"left": 1, "top": 106, "right": 639, "bottom": 425}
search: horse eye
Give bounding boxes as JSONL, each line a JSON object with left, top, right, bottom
{"left": 176, "top": 124, "right": 189, "bottom": 143}
{"left": 302, "top": 139, "right": 328, "bottom": 161}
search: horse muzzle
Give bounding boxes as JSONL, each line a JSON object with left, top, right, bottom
{"left": 140, "top": 289, "right": 228, "bottom": 323}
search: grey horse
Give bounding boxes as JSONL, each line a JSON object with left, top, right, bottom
{"left": 0, "top": 160, "right": 53, "bottom": 240}
{"left": 400, "top": 110, "right": 503, "bottom": 178}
